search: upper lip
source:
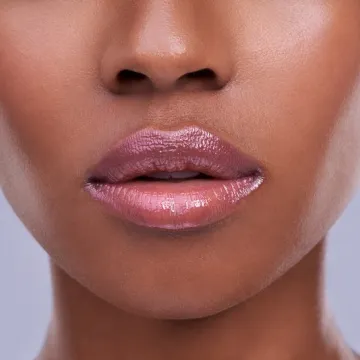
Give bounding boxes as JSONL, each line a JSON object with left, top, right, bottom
{"left": 86, "top": 126, "right": 263, "bottom": 184}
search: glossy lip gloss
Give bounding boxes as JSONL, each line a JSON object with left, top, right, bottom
{"left": 84, "top": 126, "right": 265, "bottom": 230}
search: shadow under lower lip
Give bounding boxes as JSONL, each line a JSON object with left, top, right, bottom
{"left": 84, "top": 175, "right": 264, "bottom": 230}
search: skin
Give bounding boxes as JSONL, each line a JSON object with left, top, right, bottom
{"left": 0, "top": 0, "right": 360, "bottom": 359}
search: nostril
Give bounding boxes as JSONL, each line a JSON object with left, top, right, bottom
{"left": 112, "top": 68, "right": 221, "bottom": 94}
{"left": 178, "top": 68, "right": 220, "bottom": 90}
{"left": 115, "top": 69, "right": 152, "bottom": 94}
{"left": 117, "top": 69, "right": 147, "bottom": 82}
{"left": 183, "top": 68, "right": 216, "bottom": 80}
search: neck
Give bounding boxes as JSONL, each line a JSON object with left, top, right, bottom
{"left": 38, "top": 240, "right": 356, "bottom": 360}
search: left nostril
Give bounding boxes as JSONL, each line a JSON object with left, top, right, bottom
{"left": 182, "top": 68, "right": 216, "bottom": 80}
{"left": 177, "top": 68, "right": 220, "bottom": 90}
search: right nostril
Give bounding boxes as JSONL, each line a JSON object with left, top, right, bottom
{"left": 117, "top": 69, "right": 148, "bottom": 83}
{"left": 115, "top": 69, "right": 152, "bottom": 94}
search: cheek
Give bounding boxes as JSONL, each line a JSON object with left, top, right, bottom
{"left": 219, "top": 0, "right": 360, "bottom": 250}
{"left": 305, "top": 80, "right": 360, "bottom": 233}
{"left": 0, "top": 3, "right": 101, "bottom": 204}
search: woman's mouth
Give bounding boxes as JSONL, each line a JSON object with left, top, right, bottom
{"left": 84, "top": 126, "right": 265, "bottom": 230}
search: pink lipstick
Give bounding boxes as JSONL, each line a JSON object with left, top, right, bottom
{"left": 84, "top": 126, "right": 264, "bottom": 230}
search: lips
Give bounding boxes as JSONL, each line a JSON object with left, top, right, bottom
{"left": 84, "top": 126, "right": 264, "bottom": 230}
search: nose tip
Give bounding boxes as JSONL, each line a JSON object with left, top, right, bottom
{"left": 100, "top": 4, "right": 233, "bottom": 95}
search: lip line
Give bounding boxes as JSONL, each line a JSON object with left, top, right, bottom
{"left": 88, "top": 162, "right": 262, "bottom": 184}
{"left": 86, "top": 125, "right": 264, "bottom": 184}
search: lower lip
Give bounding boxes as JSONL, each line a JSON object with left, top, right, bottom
{"left": 84, "top": 176, "right": 264, "bottom": 230}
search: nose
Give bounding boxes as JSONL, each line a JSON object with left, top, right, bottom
{"left": 100, "top": 1, "right": 234, "bottom": 94}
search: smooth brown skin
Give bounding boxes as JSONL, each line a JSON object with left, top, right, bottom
{"left": 1, "top": 1, "right": 360, "bottom": 359}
